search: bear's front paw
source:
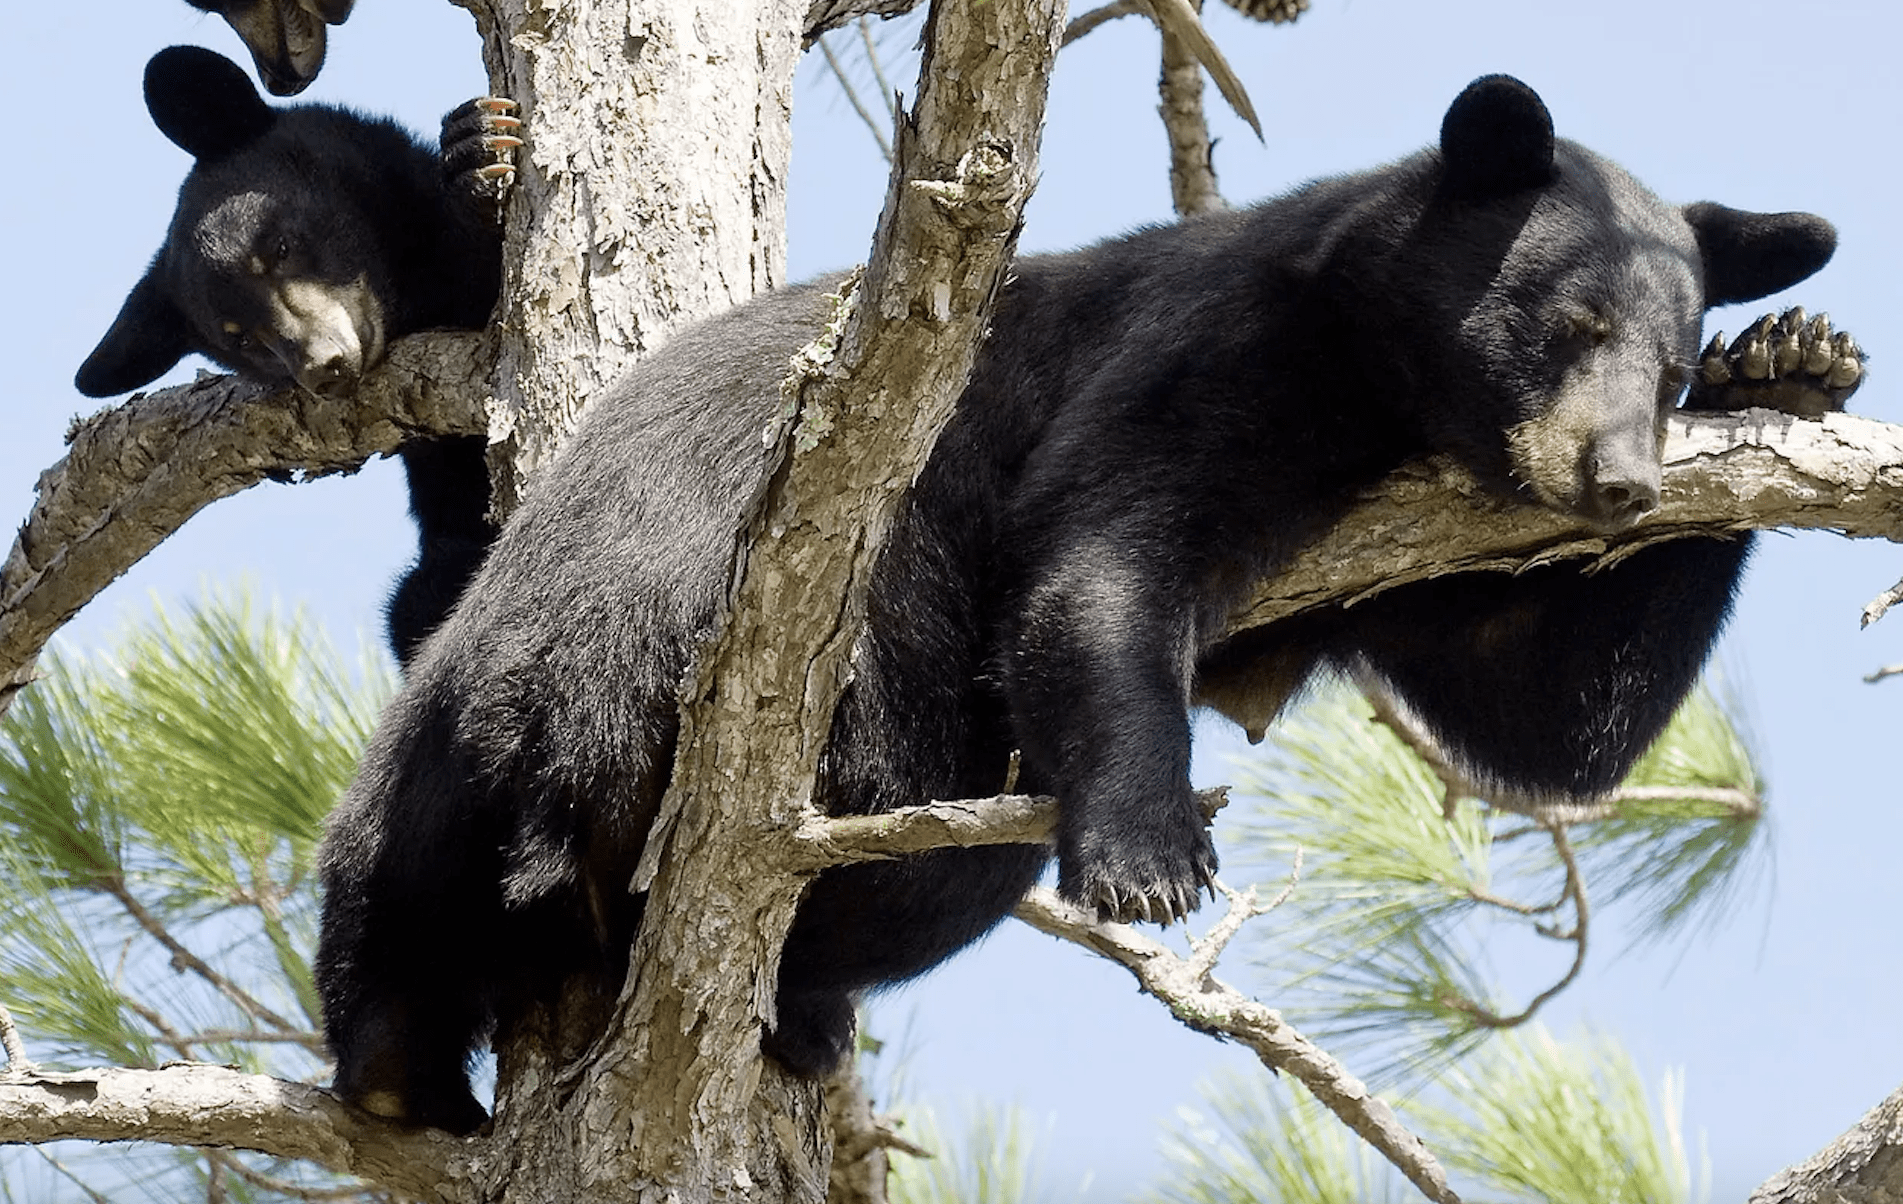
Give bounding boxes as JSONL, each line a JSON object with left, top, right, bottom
{"left": 441, "top": 97, "right": 524, "bottom": 225}
{"left": 1689, "top": 307, "right": 1864, "bottom": 417}
{"left": 1058, "top": 815, "right": 1218, "bottom": 926}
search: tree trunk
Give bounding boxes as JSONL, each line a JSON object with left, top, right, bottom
{"left": 452, "top": 0, "right": 805, "bottom": 513}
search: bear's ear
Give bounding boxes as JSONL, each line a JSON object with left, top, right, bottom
{"left": 75, "top": 268, "right": 196, "bottom": 398}
{"left": 144, "top": 46, "right": 276, "bottom": 160}
{"left": 1438, "top": 74, "right": 1556, "bottom": 199}
{"left": 1683, "top": 202, "right": 1837, "bottom": 306}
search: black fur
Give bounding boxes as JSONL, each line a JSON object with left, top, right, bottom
{"left": 182, "top": 0, "right": 355, "bottom": 96}
{"left": 75, "top": 46, "right": 501, "bottom": 666}
{"left": 316, "top": 74, "right": 1836, "bottom": 1133}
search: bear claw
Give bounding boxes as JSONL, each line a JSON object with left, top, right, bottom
{"left": 1068, "top": 834, "right": 1218, "bottom": 926}
{"left": 442, "top": 96, "right": 523, "bottom": 222}
{"left": 1691, "top": 306, "right": 1863, "bottom": 417}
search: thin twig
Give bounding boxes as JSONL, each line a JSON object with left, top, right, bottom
{"left": 101, "top": 877, "right": 299, "bottom": 1032}
{"left": 1062, "top": 0, "right": 1142, "bottom": 44}
{"left": 0, "top": 1002, "right": 35, "bottom": 1074}
{"left": 1863, "top": 572, "right": 1903, "bottom": 628}
{"left": 209, "top": 1151, "right": 370, "bottom": 1201}
{"left": 1447, "top": 824, "right": 1591, "bottom": 1030}
{"left": 33, "top": 1146, "right": 112, "bottom": 1204}
{"left": 1467, "top": 884, "right": 1569, "bottom": 918}
{"left": 1611, "top": 784, "right": 1762, "bottom": 817}
{"left": 857, "top": 16, "right": 901, "bottom": 131}
{"left": 818, "top": 31, "right": 894, "bottom": 162}
{"left": 1015, "top": 886, "right": 1462, "bottom": 1204}
{"left": 177, "top": 1029, "right": 330, "bottom": 1051}
{"left": 1184, "top": 853, "right": 1301, "bottom": 981}
{"left": 1364, "top": 687, "right": 1478, "bottom": 818}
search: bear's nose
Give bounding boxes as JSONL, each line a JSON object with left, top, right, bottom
{"left": 1590, "top": 477, "right": 1659, "bottom": 528}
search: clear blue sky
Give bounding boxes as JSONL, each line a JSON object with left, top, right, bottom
{"left": 5, "top": 0, "right": 1901, "bottom": 1198}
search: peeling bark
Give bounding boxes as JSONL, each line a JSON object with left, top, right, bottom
{"left": 450, "top": 0, "right": 805, "bottom": 511}
{"left": 0, "top": 334, "right": 491, "bottom": 714}
{"left": 567, "top": 0, "right": 1066, "bottom": 1194}
{"left": 1229, "top": 409, "right": 1903, "bottom": 633}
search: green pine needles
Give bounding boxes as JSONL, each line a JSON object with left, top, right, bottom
{"left": 0, "top": 591, "right": 392, "bottom": 1202}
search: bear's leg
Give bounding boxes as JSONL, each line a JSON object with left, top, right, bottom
{"left": 765, "top": 844, "right": 1048, "bottom": 1078}
{"left": 318, "top": 729, "right": 513, "bottom": 1135}
{"left": 385, "top": 437, "right": 497, "bottom": 665}
{"left": 1343, "top": 535, "right": 1750, "bottom": 801}
{"left": 1005, "top": 551, "right": 1219, "bottom": 924}
{"left": 318, "top": 862, "right": 500, "bottom": 1134}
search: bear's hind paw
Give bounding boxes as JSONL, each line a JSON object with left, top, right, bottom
{"left": 1690, "top": 306, "right": 1864, "bottom": 417}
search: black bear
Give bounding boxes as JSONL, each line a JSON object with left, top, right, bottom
{"left": 316, "top": 75, "right": 1847, "bottom": 1134}
{"left": 184, "top": 0, "right": 355, "bottom": 96}
{"left": 76, "top": 45, "right": 519, "bottom": 665}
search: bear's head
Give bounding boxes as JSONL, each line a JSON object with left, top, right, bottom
{"left": 75, "top": 46, "right": 390, "bottom": 402}
{"left": 1393, "top": 75, "right": 1836, "bottom": 531}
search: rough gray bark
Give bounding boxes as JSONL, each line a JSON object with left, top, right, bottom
{"left": 450, "top": 0, "right": 804, "bottom": 511}
{"left": 1749, "top": 1081, "right": 1903, "bottom": 1203}
{"left": 0, "top": 334, "right": 491, "bottom": 714}
{"left": 1158, "top": 0, "right": 1225, "bottom": 217}
{"left": 1232, "top": 410, "right": 1903, "bottom": 634}
{"left": 576, "top": 0, "right": 1066, "bottom": 1194}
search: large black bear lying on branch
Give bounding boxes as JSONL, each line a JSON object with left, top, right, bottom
{"left": 317, "top": 74, "right": 1854, "bottom": 1134}
{"left": 75, "top": 46, "right": 519, "bottom": 665}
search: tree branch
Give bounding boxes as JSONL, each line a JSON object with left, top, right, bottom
{"left": 1156, "top": 0, "right": 1225, "bottom": 217}
{"left": 802, "top": 0, "right": 925, "bottom": 46}
{"left": 1224, "top": 410, "right": 1903, "bottom": 640}
{"left": 792, "top": 786, "right": 1227, "bottom": 867}
{"left": 0, "top": 332, "right": 491, "bottom": 717}
{"left": 1013, "top": 886, "right": 1463, "bottom": 1204}
{"left": 1749, "top": 1079, "right": 1903, "bottom": 1203}
{"left": 0, "top": 1065, "right": 472, "bottom": 1204}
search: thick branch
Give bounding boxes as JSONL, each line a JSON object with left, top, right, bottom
{"left": 1226, "top": 410, "right": 1903, "bottom": 636}
{"left": 0, "top": 1065, "right": 472, "bottom": 1204}
{"left": 0, "top": 332, "right": 491, "bottom": 716}
{"left": 1013, "top": 887, "right": 1462, "bottom": 1204}
{"left": 1749, "top": 1080, "right": 1903, "bottom": 1203}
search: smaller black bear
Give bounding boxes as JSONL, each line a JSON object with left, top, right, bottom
{"left": 76, "top": 45, "right": 520, "bottom": 664}
{"left": 183, "top": 0, "right": 354, "bottom": 96}
{"left": 318, "top": 74, "right": 1846, "bottom": 1134}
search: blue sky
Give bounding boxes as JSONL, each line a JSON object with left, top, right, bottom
{"left": 5, "top": 0, "right": 1902, "bottom": 1198}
